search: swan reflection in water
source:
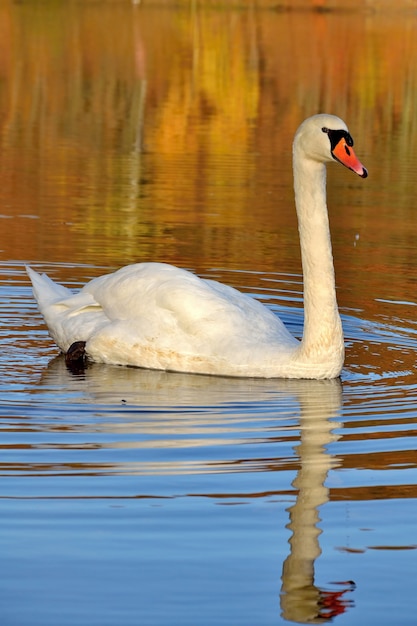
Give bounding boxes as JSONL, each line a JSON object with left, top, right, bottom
{"left": 279, "top": 376, "right": 355, "bottom": 623}
{"left": 35, "top": 359, "right": 355, "bottom": 622}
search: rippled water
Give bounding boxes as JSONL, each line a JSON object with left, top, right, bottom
{"left": 2, "top": 261, "right": 417, "bottom": 625}
{"left": 2, "top": 2, "right": 417, "bottom": 624}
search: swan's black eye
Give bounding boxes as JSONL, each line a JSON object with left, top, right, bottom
{"left": 322, "top": 127, "right": 329, "bottom": 134}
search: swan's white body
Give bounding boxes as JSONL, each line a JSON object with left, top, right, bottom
{"left": 27, "top": 114, "right": 367, "bottom": 379}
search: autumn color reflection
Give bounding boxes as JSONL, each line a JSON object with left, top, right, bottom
{"left": 1, "top": 2, "right": 417, "bottom": 331}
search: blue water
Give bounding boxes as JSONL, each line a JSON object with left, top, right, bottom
{"left": 1, "top": 264, "right": 417, "bottom": 625}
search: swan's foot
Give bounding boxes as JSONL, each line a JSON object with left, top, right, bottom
{"left": 65, "top": 341, "right": 88, "bottom": 373}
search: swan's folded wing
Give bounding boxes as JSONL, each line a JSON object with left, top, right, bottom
{"left": 43, "top": 291, "right": 109, "bottom": 351}
{"left": 52, "top": 291, "right": 102, "bottom": 316}
{"left": 40, "top": 292, "right": 108, "bottom": 353}
{"left": 155, "top": 276, "right": 297, "bottom": 350}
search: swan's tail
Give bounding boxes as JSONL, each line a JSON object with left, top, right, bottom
{"left": 26, "top": 266, "right": 73, "bottom": 312}
{"left": 26, "top": 266, "right": 102, "bottom": 354}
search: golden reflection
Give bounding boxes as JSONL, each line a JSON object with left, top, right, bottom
{"left": 1, "top": 2, "right": 417, "bottom": 299}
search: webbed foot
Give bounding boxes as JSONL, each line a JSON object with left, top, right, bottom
{"left": 65, "top": 341, "right": 88, "bottom": 373}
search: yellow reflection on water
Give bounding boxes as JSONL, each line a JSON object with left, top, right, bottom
{"left": 1, "top": 2, "right": 417, "bottom": 318}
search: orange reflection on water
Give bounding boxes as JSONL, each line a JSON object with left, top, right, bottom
{"left": 0, "top": 2, "right": 416, "bottom": 321}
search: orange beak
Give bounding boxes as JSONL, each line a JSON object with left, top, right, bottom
{"left": 332, "top": 138, "right": 368, "bottom": 178}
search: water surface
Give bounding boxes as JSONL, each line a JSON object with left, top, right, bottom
{"left": 1, "top": 2, "right": 417, "bottom": 625}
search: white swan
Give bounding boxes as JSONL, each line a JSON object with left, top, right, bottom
{"left": 27, "top": 114, "right": 367, "bottom": 379}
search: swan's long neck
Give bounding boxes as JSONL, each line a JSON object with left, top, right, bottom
{"left": 293, "top": 152, "right": 344, "bottom": 371}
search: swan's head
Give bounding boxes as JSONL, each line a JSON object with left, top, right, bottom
{"left": 294, "top": 114, "right": 368, "bottom": 178}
